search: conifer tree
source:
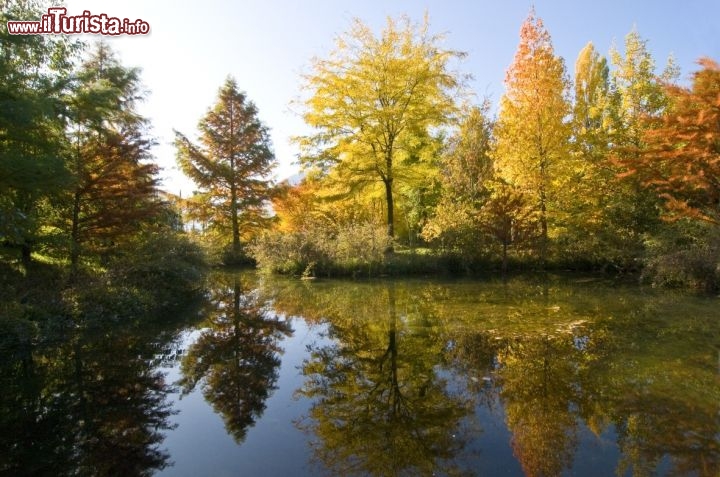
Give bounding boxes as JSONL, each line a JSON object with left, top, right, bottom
{"left": 494, "top": 10, "right": 571, "bottom": 264}
{"left": 64, "top": 42, "right": 159, "bottom": 272}
{"left": 0, "top": 0, "right": 77, "bottom": 266}
{"left": 175, "top": 78, "right": 275, "bottom": 262}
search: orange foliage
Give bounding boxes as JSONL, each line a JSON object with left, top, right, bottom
{"left": 271, "top": 179, "right": 320, "bottom": 233}
{"left": 634, "top": 58, "right": 720, "bottom": 223}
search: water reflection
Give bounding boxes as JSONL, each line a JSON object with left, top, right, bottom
{"left": 272, "top": 281, "right": 480, "bottom": 476}
{"left": 2, "top": 274, "right": 719, "bottom": 476}
{"left": 261, "top": 276, "right": 720, "bottom": 477}
{"left": 0, "top": 311, "right": 187, "bottom": 476}
{"left": 178, "top": 274, "right": 292, "bottom": 443}
{"left": 498, "top": 333, "right": 581, "bottom": 477}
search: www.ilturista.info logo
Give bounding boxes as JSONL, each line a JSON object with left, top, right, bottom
{"left": 7, "top": 7, "right": 150, "bottom": 35}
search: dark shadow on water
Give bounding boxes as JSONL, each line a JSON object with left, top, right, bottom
{"left": 0, "top": 292, "right": 203, "bottom": 477}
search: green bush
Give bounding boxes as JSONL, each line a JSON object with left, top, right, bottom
{"left": 106, "top": 231, "right": 207, "bottom": 308}
{"left": 642, "top": 222, "right": 720, "bottom": 292}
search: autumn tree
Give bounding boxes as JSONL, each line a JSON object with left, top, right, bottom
{"left": 609, "top": 29, "right": 678, "bottom": 151}
{"left": 63, "top": 42, "right": 159, "bottom": 273}
{"left": 175, "top": 78, "right": 275, "bottom": 262}
{"left": 422, "top": 105, "right": 494, "bottom": 257}
{"left": 605, "top": 29, "right": 679, "bottom": 265}
{"left": 297, "top": 14, "right": 464, "bottom": 242}
{"left": 632, "top": 58, "right": 720, "bottom": 225}
{"left": 565, "top": 42, "right": 615, "bottom": 260}
{"left": 494, "top": 10, "right": 572, "bottom": 265}
{"left": 478, "top": 181, "right": 538, "bottom": 273}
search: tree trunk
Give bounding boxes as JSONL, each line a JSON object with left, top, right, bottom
{"left": 70, "top": 189, "right": 81, "bottom": 276}
{"left": 538, "top": 147, "right": 548, "bottom": 269}
{"left": 384, "top": 178, "right": 394, "bottom": 239}
{"left": 502, "top": 240, "right": 508, "bottom": 276}
{"left": 21, "top": 243, "right": 32, "bottom": 270}
{"left": 230, "top": 183, "right": 240, "bottom": 256}
{"left": 538, "top": 178, "right": 548, "bottom": 269}
{"left": 229, "top": 100, "right": 241, "bottom": 258}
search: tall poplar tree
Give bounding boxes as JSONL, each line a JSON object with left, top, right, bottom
{"left": 297, "top": 14, "right": 464, "bottom": 241}
{"left": 605, "top": 29, "right": 679, "bottom": 265}
{"left": 175, "top": 78, "right": 275, "bottom": 261}
{"left": 568, "top": 42, "right": 613, "bottom": 259}
{"left": 494, "top": 10, "right": 571, "bottom": 264}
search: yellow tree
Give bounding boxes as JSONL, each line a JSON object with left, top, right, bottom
{"left": 566, "top": 42, "right": 613, "bottom": 259}
{"left": 421, "top": 105, "right": 494, "bottom": 257}
{"left": 494, "top": 10, "right": 571, "bottom": 264}
{"left": 297, "top": 14, "right": 464, "bottom": 241}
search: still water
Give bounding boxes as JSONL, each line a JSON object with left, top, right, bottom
{"left": 1, "top": 272, "right": 719, "bottom": 476}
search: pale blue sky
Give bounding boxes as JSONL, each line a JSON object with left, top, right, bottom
{"left": 64, "top": 0, "right": 720, "bottom": 194}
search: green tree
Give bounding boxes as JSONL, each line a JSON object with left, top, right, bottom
{"left": 0, "top": 0, "right": 77, "bottom": 267}
{"left": 494, "top": 9, "right": 572, "bottom": 265}
{"left": 604, "top": 29, "right": 679, "bottom": 267}
{"left": 175, "top": 78, "right": 275, "bottom": 262}
{"left": 63, "top": 42, "right": 159, "bottom": 273}
{"left": 297, "top": 14, "right": 464, "bottom": 242}
{"left": 422, "top": 105, "right": 494, "bottom": 259}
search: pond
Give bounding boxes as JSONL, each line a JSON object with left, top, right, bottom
{"left": 1, "top": 271, "right": 719, "bottom": 476}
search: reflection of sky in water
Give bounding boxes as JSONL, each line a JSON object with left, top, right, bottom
{"left": 158, "top": 319, "right": 330, "bottom": 477}
{"left": 153, "top": 274, "right": 720, "bottom": 476}
{"left": 7, "top": 273, "right": 714, "bottom": 477}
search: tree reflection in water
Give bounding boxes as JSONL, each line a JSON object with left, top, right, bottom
{"left": 293, "top": 282, "right": 480, "bottom": 477}
{"left": 0, "top": 306, "right": 189, "bottom": 476}
{"left": 178, "top": 274, "right": 292, "bottom": 443}
{"left": 264, "top": 276, "right": 720, "bottom": 477}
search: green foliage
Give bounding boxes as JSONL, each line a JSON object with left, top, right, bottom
{"left": 643, "top": 221, "right": 720, "bottom": 292}
{"left": 107, "top": 231, "right": 207, "bottom": 308}
{"left": 0, "top": 1, "right": 78, "bottom": 263}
